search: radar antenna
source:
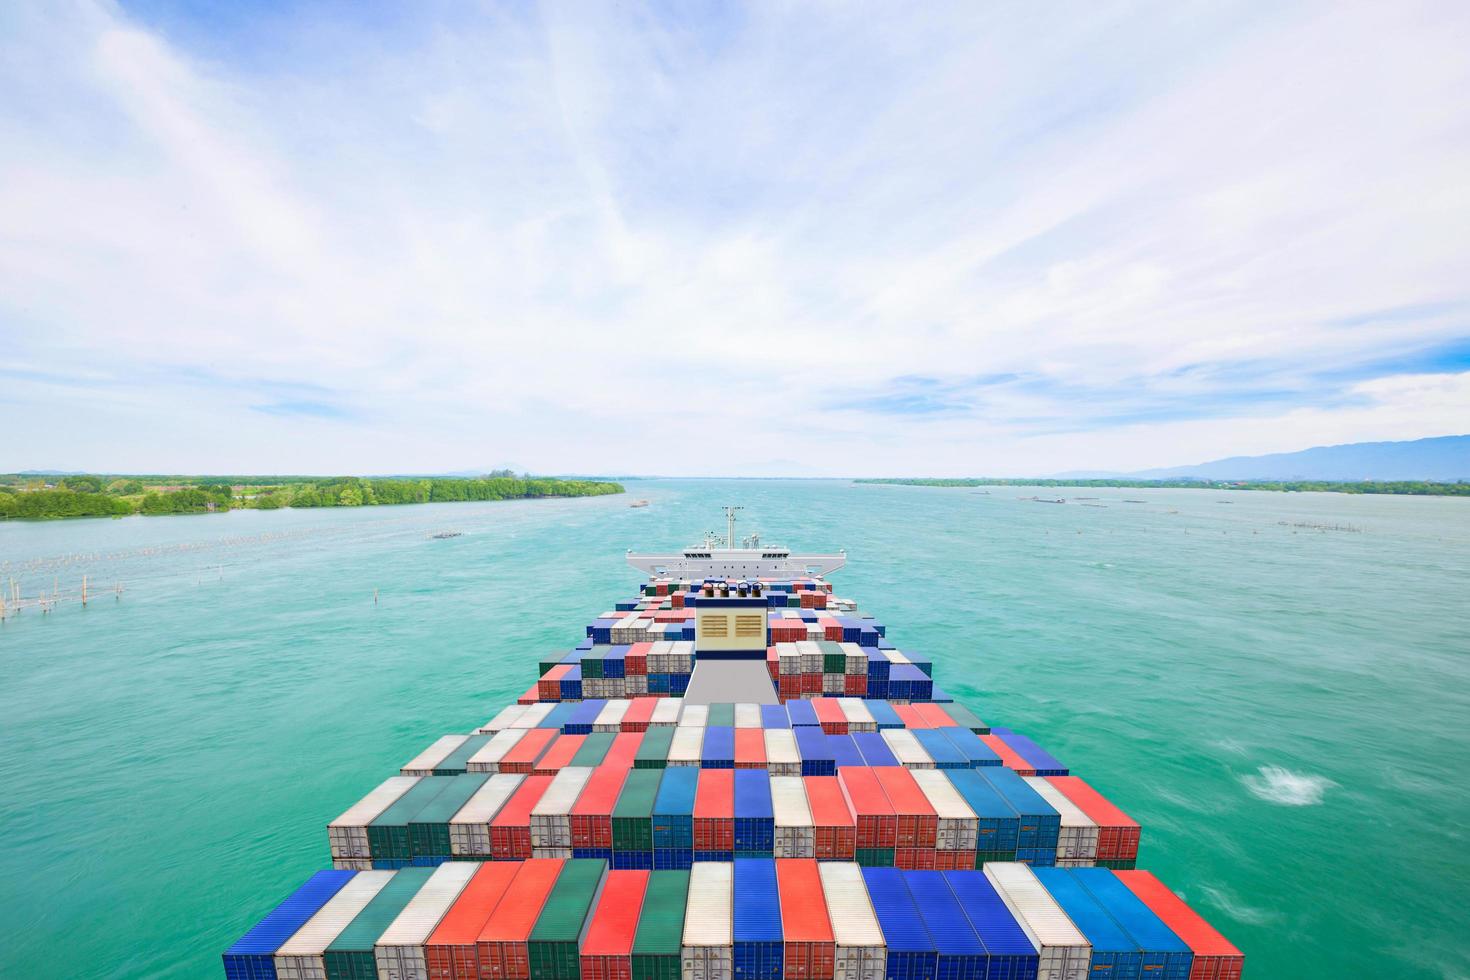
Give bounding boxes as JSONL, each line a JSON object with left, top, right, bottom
{"left": 723, "top": 506, "right": 743, "bottom": 548}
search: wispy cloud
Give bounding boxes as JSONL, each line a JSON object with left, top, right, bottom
{"left": 0, "top": 1, "right": 1467, "bottom": 474}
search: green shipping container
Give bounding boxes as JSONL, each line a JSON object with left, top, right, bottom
{"left": 943, "top": 703, "right": 988, "bottom": 734}
{"left": 528, "top": 858, "right": 609, "bottom": 980}
{"left": 854, "top": 847, "right": 895, "bottom": 867}
{"left": 631, "top": 870, "right": 690, "bottom": 980}
{"left": 1096, "top": 858, "right": 1137, "bottom": 870}
{"left": 409, "top": 773, "right": 490, "bottom": 857}
{"left": 434, "top": 735, "right": 492, "bottom": 775}
{"left": 612, "top": 770, "right": 660, "bottom": 851}
{"left": 368, "top": 776, "right": 453, "bottom": 860}
{"left": 634, "top": 727, "right": 675, "bottom": 769}
{"left": 973, "top": 850, "right": 1016, "bottom": 868}
{"left": 323, "top": 868, "right": 432, "bottom": 980}
{"left": 571, "top": 732, "right": 616, "bottom": 768}
{"left": 705, "top": 703, "right": 734, "bottom": 727}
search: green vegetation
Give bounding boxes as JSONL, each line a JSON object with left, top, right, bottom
{"left": 856, "top": 477, "right": 1470, "bottom": 496}
{"left": 0, "top": 473, "right": 624, "bottom": 520}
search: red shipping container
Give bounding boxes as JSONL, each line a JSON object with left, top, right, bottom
{"left": 490, "top": 775, "right": 553, "bottom": 859}
{"left": 476, "top": 858, "right": 564, "bottom": 980}
{"left": 811, "top": 698, "right": 848, "bottom": 735}
{"left": 735, "top": 728, "right": 767, "bottom": 769}
{"left": 655, "top": 583, "right": 668, "bottom": 596}
{"left": 933, "top": 849, "right": 975, "bottom": 871}
{"left": 500, "top": 728, "right": 558, "bottom": 774}
{"left": 776, "top": 859, "right": 835, "bottom": 980}
{"left": 837, "top": 767, "right": 895, "bottom": 849}
{"left": 911, "top": 704, "right": 955, "bottom": 729}
{"left": 779, "top": 677, "right": 802, "bottom": 700}
{"left": 1116, "top": 871, "right": 1244, "bottom": 980}
{"left": 571, "top": 765, "right": 629, "bottom": 850}
{"left": 842, "top": 675, "right": 868, "bottom": 697}
{"left": 538, "top": 665, "right": 571, "bottom": 702}
{"left": 979, "top": 734, "right": 1035, "bottom": 776}
{"left": 768, "top": 647, "right": 780, "bottom": 681}
{"left": 893, "top": 705, "right": 930, "bottom": 730}
{"left": 625, "top": 642, "right": 651, "bottom": 675}
{"left": 533, "top": 735, "right": 586, "bottom": 777}
{"left": 803, "top": 777, "right": 855, "bottom": 860}
{"left": 818, "top": 618, "right": 842, "bottom": 642}
{"left": 872, "top": 767, "right": 937, "bottom": 848}
{"left": 671, "top": 592, "right": 684, "bottom": 609}
{"left": 579, "top": 870, "right": 650, "bottom": 980}
{"left": 800, "top": 674, "right": 822, "bottom": 694}
{"left": 894, "top": 848, "right": 937, "bottom": 870}
{"left": 603, "top": 731, "right": 644, "bottom": 770}
{"left": 516, "top": 684, "right": 539, "bottom": 706}
{"left": 1045, "top": 776, "right": 1141, "bottom": 861}
{"left": 426, "top": 861, "right": 520, "bottom": 980}
{"left": 694, "top": 769, "right": 734, "bottom": 851}
{"left": 621, "top": 698, "right": 656, "bottom": 732}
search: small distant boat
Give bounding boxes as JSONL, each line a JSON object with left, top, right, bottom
{"left": 1123, "top": 499, "right": 1146, "bottom": 504}
{"left": 1020, "top": 496, "right": 1066, "bottom": 504}
{"left": 429, "top": 531, "right": 462, "bottom": 539}
{"left": 628, "top": 499, "right": 650, "bottom": 508}
{"left": 970, "top": 491, "right": 991, "bottom": 495}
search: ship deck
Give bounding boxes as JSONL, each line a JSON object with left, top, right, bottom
{"left": 681, "top": 659, "right": 779, "bottom": 704}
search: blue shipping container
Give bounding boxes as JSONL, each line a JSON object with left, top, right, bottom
{"left": 944, "top": 771, "right": 1020, "bottom": 855}
{"left": 702, "top": 727, "right": 736, "bottom": 769}
{"left": 912, "top": 730, "right": 968, "bottom": 770}
{"left": 760, "top": 704, "right": 790, "bottom": 729}
{"left": 733, "top": 770, "right": 775, "bottom": 853}
{"left": 794, "top": 727, "right": 835, "bottom": 777}
{"left": 977, "top": 769, "right": 1059, "bottom": 854}
{"left": 734, "top": 859, "right": 784, "bottom": 980}
{"left": 653, "top": 767, "right": 699, "bottom": 850}
{"left": 852, "top": 731, "right": 901, "bottom": 767}
{"left": 222, "top": 870, "right": 354, "bottom": 980}
{"left": 826, "top": 733, "right": 864, "bottom": 769}
{"left": 941, "top": 872, "right": 1039, "bottom": 979}
{"left": 1033, "top": 869, "right": 1141, "bottom": 980}
{"left": 933, "top": 728, "right": 1000, "bottom": 768}
{"left": 785, "top": 701, "right": 820, "bottom": 728}
{"left": 989, "top": 729, "right": 1067, "bottom": 777}
{"left": 902, "top": 871, "right": 988, "bottom": 980}
{"left": 860, "top": 867, "right": 937, "bottom": 980}
{"left": 1072, "top": 869, "right": 1193, "bottom": 980}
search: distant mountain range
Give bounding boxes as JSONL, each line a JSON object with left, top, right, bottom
{"left": 1055, "top": 434, "right": 1470, "bottom": 482}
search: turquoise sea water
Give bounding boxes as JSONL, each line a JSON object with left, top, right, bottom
{"left": 2, "top": 479, "right": 1468, "bottom": 978}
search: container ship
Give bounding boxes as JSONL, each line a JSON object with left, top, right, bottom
{"left": 224, "top": 513, "right": 1243, "bottom": 980}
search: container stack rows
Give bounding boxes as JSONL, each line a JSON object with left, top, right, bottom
{"left": 225, "top": 859, "right": 1242, "bottom": 980}
{"left": 228, "top": 573, "right": 1242, "bottom": 979}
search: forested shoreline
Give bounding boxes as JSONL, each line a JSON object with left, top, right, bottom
{"left": 0, "top": 474, "right": 624, "bottom": 520}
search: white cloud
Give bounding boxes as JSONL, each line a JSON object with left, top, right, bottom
{"left": 0, "top": 1, "right": 1467, "bottom": 474}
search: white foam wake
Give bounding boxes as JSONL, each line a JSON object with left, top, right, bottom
{"left": 1241, "top": 765, "right": 1334, "bottom": 806}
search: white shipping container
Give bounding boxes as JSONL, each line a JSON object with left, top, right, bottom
{"left": 374, "top": 861, "right": 479, "bottom": 980}
{"left": 883, "top": 650, "right": 913, "bottom": 667}
{"left": 625, "top": 675, "right": 649, "bottom": 696}
{"left": 880, "top": 729, "right": 935, "bottom": 770}
{"left": 478, "top": 703, "right": 529, "bottom": 734}
{"left": 648, "top": 641, "right": 674, "bottom": 674}
{"left": 682, "top": 862, "right": 733, "bottom": 980}
{"left": 667, "top": 726, "right": 706, "bottom": 767}
{"left": 400, "top": 735, "right": 470, "bottom": 777}
{"left": 777, "top": 643, "right": 802, "bottom": 675}
{"left": 332, "top": 858, "right": 373, "bottom": 871}
{"left": 274, "top": 871, "right": 395, "bottom": 980}
{"left": 796, "top": 641, "right": 823, "bottom": 675}
{"left": 818, "top": 862, "right": 885, "bottom": 980}
{"left": 593, "top": 699, "right": 632, "bottom": 733}
{"left": 839, "top": 643, "right": 868, "bottom": 676}
{"left": 680, "top": 704, "right": 709, "bottom": 728}
{"left": 1022, "top": 777, "right": 1099, "bottom": 863}
{"left": 449, "top": 773, "right": 525, "bottom": 856}
{"left": 467, "top": 729, "right": 528, "bottom": 773}
{"left": 734, "top": 703, "right": 762, "bottom": 728}
{"left": 530, "top": 767, "right": 594, "bottom": 849}
{"left": 328, "top": 776, "right": 420, "bottom": 860}
{"left": 836, "top": 698, "right": 877, "bottom": 733}
{"left": 771, "top": 776, "right": 815, "bottom": 858}
{"left": 764, "top": 730, "right": 801, "bottom": 777}
{"left": 910, "top": 770, "right": 978, "bottom": 851}
{"left": 510, "top": 702, "right": 556, "bottom": 729}
{"left": 984, "top": 863, "right": 1090, "bottom": 980}
{"left": 533, "top": 846, "right": 575, "bottom": 859}
{"left": 651, "top": 699, "right": 682, "bottom": 727}
{"left": 822, "top": 675, "right": 845, "bottom": 694}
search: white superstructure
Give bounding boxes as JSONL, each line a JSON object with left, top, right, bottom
{"left": 626, "top": 506, "right": 845, "bottom": 579}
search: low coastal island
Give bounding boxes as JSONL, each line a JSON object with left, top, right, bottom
{"left": 0, "top": 472, "right": 624, "bottom": 520}
{"left": 856, "top": 477, "right": 1470, "bottom": 497}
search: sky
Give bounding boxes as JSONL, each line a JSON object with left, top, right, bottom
{"left": 2, "top": 1, "right": 1468, "bottom": 477}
